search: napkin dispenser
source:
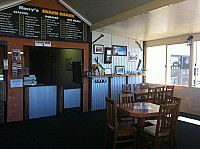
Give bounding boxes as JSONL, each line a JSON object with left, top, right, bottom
{"left": 144, "top": 103, "right": 149, "bottom": 109}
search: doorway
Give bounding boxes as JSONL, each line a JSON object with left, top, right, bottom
{"left": 0, "top": 41, "right": 7, "bottom": 123}
{"left": 24, "top": 46, "right": 84, "bottom": 110}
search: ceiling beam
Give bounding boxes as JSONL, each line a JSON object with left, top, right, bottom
{"left": 0, "top": 0, "right": 31, "bottom": 11}
{"left": 59, "top": 0, "right": 91, "bottom": 26}
{"left": 91, "top": 0, "right": 186, "bottom": 31}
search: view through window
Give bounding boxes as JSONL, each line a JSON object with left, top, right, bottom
{"left": 193, "top": 41, "right": 200, "bottom": 87}
{"left": 146, "top": 45, "right": 166, "bottom": 84}
{"left": 146, "top": 43, "right": 190, "bottom": 86}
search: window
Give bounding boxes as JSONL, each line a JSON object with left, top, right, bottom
{"left": 146, "top": 45, "right": 166, "bottom": 84}
{"left": 193, "top": 41, "right": 200, "bottom": 87}
{"left": 146, "top": 43, "right": 190, "bottom": 86}
{"left": 167, "top": 43, "right": 190, "bottom": 86}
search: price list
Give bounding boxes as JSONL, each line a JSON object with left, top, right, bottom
{"left": 0, "top": 4, "right": 89, "bottom": 43}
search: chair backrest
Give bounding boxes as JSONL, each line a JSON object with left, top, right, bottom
{"left": 122, "top": 84, "right": 131, "bottom": 91}
{"left": 141, "top": 83, "right": 148, "bottom": 89}
{"left": 147, "top": 87, "right": 156, "bottom": 102}
{"left": 133, "top": 84, "right": 141, "bottom": 90}
{"left": 105, "top": 97, "right": 117, "bottom": 131}
{"left": 165, "top": 95, "right": 181, "bottom": 128}
{"left": 119, "top": 93, "right": 134, "bottom": 104}
{"left": 155, "top": 86, "right": 165, "bottom": 104}
{"left": 165, "top": 85, "right": 174, "bottom": 99}
{"left": 156, "top": 104, "right": 177, "bottom": 137}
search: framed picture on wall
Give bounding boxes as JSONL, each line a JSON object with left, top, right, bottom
{"left": 104, "top": 68, "right": 112, "bottom": 75}
{"left": 112, "top": 45, "right": 127, "bottom": 56}
{"left": 66, "top": 58, "right": 73, "bottom": 71}
{"left": 93, "top": 44, "right": 104, "bottom": 54}
{"left": 115, "top": 66, "right": 125, "bottom": 75}
{"left": 129, "top": 52, "right": 138, "bottom": 61}
{"left": 104, "top": 47, "right": 112, "bottom": 64}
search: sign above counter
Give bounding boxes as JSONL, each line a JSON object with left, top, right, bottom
{"left": 0, "top": 4, "right": 89, "bottom": 43}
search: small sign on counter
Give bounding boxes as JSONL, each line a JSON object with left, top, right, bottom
{"left": 10, "top": 79, "right": 23, "bottom": 88}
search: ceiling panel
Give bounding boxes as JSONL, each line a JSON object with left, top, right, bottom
{"left": 62, "top": 0, "right": 153, "bottom": 24}
{"left": 97, "top": 0, "right": 200, "bottom": 41}
{"left": 1, "top": 0, "right": 200, "bottom": 42}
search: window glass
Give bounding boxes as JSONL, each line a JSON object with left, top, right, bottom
{"left": 193, "top": 41, "right": 200, "bottom": 87}
{"left": 167, "top": 43, "right": 190, "bottom": 86}
{"left": 146, "top": 45, "right": 166, "bottom": 84}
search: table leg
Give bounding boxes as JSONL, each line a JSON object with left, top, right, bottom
{"left": 137, "top": 118, "right": 145, "bottom": 128}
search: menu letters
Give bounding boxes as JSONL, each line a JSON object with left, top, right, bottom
{"left": 0, "top": 5, "right": 89, "bottom": 43}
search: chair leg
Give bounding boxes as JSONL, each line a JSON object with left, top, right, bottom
{"left": 170, "top": 136, "right": 173, "bottom": 149}
{"left": 113, "top": 133, "right": 117, "bottom": 149}
{"left": 174, "top": 131, "right": 177, "bottom": 148}
{"left": 132, "top": 135, "right": 136, "bottom": 149}
{"left": 154, "top": 142, "right": 160, "bottom": 149}
{"left": 104, "top": 128, "right": 108, "bottom": 149}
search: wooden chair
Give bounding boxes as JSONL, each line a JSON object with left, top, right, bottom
{"left": 133, "top": 83, "right": 148, "bottom": 90}
{"left": 119, "top": 93, "right": 134, "bottom": 104}
{"left": 141, "top": 83, "right": 148, "bottom": 89}
{"left": 154, "top": 86, "right": 165, "bottom": 104}
{"left": 118, "top": 94, "right": 135, "bottom": 124}
{"left": 133, "top": 83, "right": 141, "bottom": 90}
{"left": 104, "top": 97, "right": 137, "bottom": 149}
{"left": 146, "top": 95, "right": 181, "bottom": 148}
{"left": 164, "top": 85, "right": 174, "bottom": 102}
{"left": 147, "top": 87, "right": 156, "bottom": 103}
{"left": 165, "top": 95, "right": 181, "bottom": 147}
{"left": 133, "top": 83, "right": 148, "bottom": 102}
{"left": 122, "top": 84, "right": 132, "bottom": 93}
{"left": 139, "top": 104, "right": 177, "bottom": 149}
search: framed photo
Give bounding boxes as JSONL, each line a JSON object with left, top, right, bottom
{"left": 104, "top": 68, "right": 112, "bottom": 75}
{"left": 93, "top": 44, "right": 104, "bottom": 54}
{"left": 115, "top": 66, "right": 125, "bottom": 75}
{"left": 104, "top": 47, "right": 112, "bottom": 64}
{"left": 112, "top": 45, "right": 127, "bottom": 56}
{"left": 129, "top": 52, "right": 138, "bottom": 61}
{"left": 66, "top": 58, "right": 73, "bottom": 71}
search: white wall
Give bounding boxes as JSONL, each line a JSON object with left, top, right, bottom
{"left": 91, "top": 31, "right": 143, "bottom": 110}
{"left": 92, "top": 31, "right": 143, "bottom": 73}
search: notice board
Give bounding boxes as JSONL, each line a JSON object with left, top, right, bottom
{"left": 0, "top": 4, "right": 89, "bottom": 43}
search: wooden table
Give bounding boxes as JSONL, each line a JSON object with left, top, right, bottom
{"left": 122, "top": 89, "right": 148, "bottom": 94}
{"left": 117, "top": 102, "right": 160, "bottom": 128}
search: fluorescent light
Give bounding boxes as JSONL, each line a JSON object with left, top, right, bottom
{"left": 178, "top": 116, "right": 200, "bottom": 126}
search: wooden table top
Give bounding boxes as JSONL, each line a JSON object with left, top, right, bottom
{"left": 122, "top": 89, "right": 148, "bottom": 94}
{"left": 117, "top": 102, "right": 160, "bottom": 118}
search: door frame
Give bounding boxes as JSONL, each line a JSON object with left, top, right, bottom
{"left": 0, "top": 41, "right": 7, "bottom": 123}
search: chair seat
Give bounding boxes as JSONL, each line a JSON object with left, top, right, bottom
{"left": 146, "top": 119, "right": 157, "bottom": 125}
{"left": 143, "top": 125, "right": 170, "bottom": 137}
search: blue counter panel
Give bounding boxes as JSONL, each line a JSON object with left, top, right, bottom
{"left": 29, "top": 86, "right": 57, "bottom": 119}
{"left": 64, "top": 88, "right": 81, "bottom": 109}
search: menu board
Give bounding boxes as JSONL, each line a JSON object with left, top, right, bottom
{"left": 0, "top": 5, "right": 89, "bottom": 43}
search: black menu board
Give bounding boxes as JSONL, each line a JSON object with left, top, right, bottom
{"left": 0, "top": 5, "right": 89, "bottom": 43}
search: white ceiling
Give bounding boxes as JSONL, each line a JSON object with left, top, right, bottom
{"left": 1, "top": 0, "right": 200, "bottom": 41}
{"left": 96, "top": 0, "right": 200, "bottom": 41}
{"left": 61, "top": 0, "right": 153, "bottom": 24}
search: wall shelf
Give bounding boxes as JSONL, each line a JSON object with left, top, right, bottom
{"left": 85, "top": 74, "right": 145, "bottom": 78}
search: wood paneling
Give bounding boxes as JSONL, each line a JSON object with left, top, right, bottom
{"left": 57, "top": 85, "right": 64, "bottom": 115}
